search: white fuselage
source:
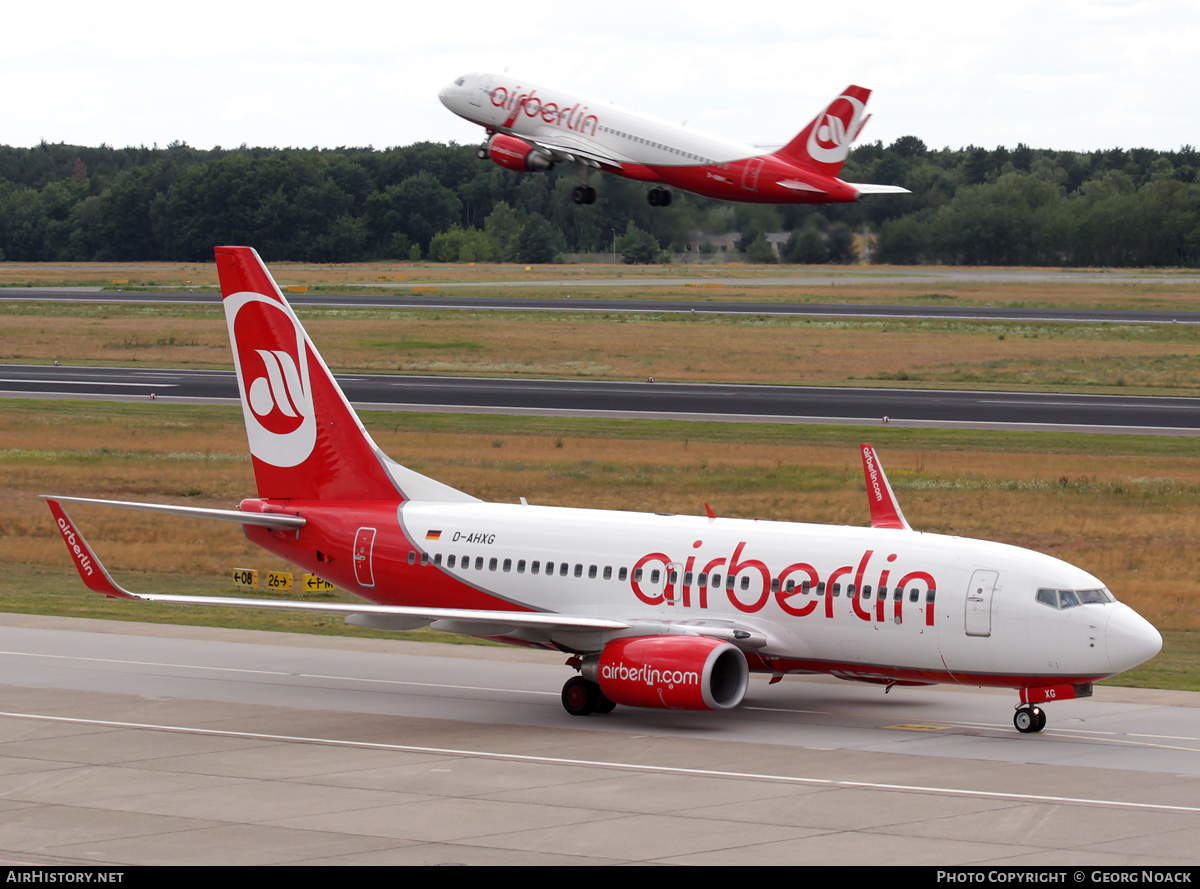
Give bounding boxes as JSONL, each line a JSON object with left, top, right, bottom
{"left": 382, "top": 500, "right": 1158, "bottom": 687}
{"left": 440, "top": 72, "right": 756, "bottom": 168}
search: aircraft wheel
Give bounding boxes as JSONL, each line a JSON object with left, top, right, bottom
{"left": 477, "top": 147, "right": 488, "bottom": 160}
{"left": 647, "top": 189, "right": 661, "bottom": 207}
{"left": 593, "top": 691, "right": 617, "bottom": 713}
{"left": 659, "top": 189, "right": 672, "bottom": 206}
{"left": 583, "top": 186, "right": 597, "bottom": 205}
{"left": 1014, "top": 705, "right": 1044, "bottom": 734}
{"left": 562, "top": 676, "right": 598, "bottom": 715}
{"left": 572, "top": 186, "right": 587, "bottom": 205}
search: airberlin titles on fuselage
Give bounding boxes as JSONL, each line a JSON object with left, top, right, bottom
{"left": 629, "top": 543, "right": 934, "bottom": 623}
{"left": 421, "top": 530, "right": 936, "bottom": 624}
{"left": 492, "top": 86, "right": 599, "bottom": 136}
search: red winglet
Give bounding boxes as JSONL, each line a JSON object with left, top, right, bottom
{"left": 859, "top": 445, "right": 912, "bottom": 531}
{"left": 44, "top": 498, "right": 139, "bottom": 599}
{"left": 704, "top": 502, "right": 717, "bottom": 520}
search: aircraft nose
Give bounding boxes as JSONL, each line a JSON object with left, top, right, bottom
{"left": 1106, "top": 605, "right": 1163, "bottom": 673}
{"left": 438, "top": 83, "right": 454, "bottom": 108}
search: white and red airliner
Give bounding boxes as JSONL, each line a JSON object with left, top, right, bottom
{"left": 47, "top": 247, "right": 1161, "bottom": 733}
{"left": 439, "top": 72, "right": 910, "bottom": 206}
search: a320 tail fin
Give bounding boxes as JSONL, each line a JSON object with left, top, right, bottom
{"left": 216, "top": 246, "right": 401, "bottom": 501}
{"left": 774, "top": 86, "right": 872, "bottom": 177}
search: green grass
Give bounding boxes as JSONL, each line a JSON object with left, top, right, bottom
{"left": 1099, "top": 630, "right": 1200, "bottom": 691}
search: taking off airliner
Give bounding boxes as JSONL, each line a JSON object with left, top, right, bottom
{"left": 47, "top": 247, "right": 1160, "bottom": 733}
{"left": 439, "top": 72, "right": 910, "bottom": 206}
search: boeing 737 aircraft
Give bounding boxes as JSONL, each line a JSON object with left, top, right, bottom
{"left": 439, "top": 73, "right": 910, "bottom": 206}
{"left": 47, "top": 247, "right": 1160, "bottom": 733}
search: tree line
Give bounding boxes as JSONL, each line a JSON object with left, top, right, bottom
{"left": 0, "top": 137, "right": 1196, "bottom": 266}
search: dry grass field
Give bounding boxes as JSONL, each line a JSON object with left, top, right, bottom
{"left": 2, "top": 398, "right": 1198, "bottom": 687}
{"left": 4, "top": 260, "right": 1200, "bottom": 312}
{"left": 5, "top": 301, "right": 1200, "bottom": 395}
{"left": 2, "top": 265, "right": 1199, "bottom": 688}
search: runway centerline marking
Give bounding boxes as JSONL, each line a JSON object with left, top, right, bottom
{"left": 3, "top": 708, "right": 1199, "bottom": 815}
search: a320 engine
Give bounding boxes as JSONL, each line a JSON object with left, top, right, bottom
{"left": 562, "top": 635, "right": 750, "bottom": 715}
{"left": 481, "top": 133, "right": 555, "bottom": 172}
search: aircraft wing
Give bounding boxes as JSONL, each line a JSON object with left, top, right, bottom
{"left": 45, "top": 497, "right": 768, "bottom": 648}
{"left": 522, "top": 131, "right": 628, "bottom": 170}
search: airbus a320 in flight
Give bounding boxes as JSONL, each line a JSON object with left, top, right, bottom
{"left": 439, "top": 72, "right": 910, "bottom": 206}
{"left": 48, "top": 247, "right": 1160, "bottom": 733}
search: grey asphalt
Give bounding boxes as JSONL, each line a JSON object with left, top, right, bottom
{"left": 5, "top": 282, "right": 1200, "bottom": 324}
{"left": 1, "top": 614, "right": 1197, "bottom": 866}
{"left": 2, "top": 363, "right": 1198, "bottom": 435}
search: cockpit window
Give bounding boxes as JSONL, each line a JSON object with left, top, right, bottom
{"left": 1037, "top": 587, "right": 1116, "bottom": 609}
{"left": 455, "top": 78, "right": 465, "bottom": 86}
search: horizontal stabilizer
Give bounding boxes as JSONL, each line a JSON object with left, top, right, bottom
{"left": 42, "top": 495, "right": 306, "bottom": 529}
{"left": 847, "top": 183, "right": 912, "bottom": 195}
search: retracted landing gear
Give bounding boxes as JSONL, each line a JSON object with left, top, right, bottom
{"left": 647, "top": 187, "right": 672, "bottom": 207}
{"left": 561, "top": 676, "right": 615, "bottom": 715}
{"left": 571, "top": 185, "right": 597, "bottom": 205}
{"left": 1013, "top": 704, "right": 1046, "bottom": 734}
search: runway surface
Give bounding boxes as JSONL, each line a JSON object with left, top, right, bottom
{"left": 2, "top": 363, "right": 1198, "bottom": 435}
{"left": 5, "top": 284, "right": 1200, "bottom": 325}
{"left": 1, "top": 614, "right": 1197, "bottom": 865}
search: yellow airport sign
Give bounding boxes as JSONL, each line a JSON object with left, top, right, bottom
{"left": 303, "top": 574, "right": 336, "bottom": 592}
{"left": 266, "top": 571, "right": 293, "bottom": 591}
{"left": 232, "top": 568, "right": 258, "bottom": 589}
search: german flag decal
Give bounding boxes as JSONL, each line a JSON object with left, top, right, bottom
{"left": 425, "top": 530, "right": 442, "bottom": 540}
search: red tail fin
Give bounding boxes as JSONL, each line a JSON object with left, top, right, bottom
{"left": 774, "top": 86, "right": 872, "bottom": 177}
{"left": 216, "top": 246, "right": 400, "bottom": 501}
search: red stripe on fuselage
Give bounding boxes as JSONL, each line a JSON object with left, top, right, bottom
{"left": 746, "top": 653, "right": 1110, "bottom": 690}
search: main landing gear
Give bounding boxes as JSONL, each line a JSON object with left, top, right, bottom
{"left": 1014, "top": 704, "right": 1047, "bottom": 733}
{"left": 571, "top": 185, "right": 596, "bottom": 205}
{"left": 647, "top": 187, "right": 672, "bottom": 207}
{"left": 561, "top": 676, "right": 616, "bottom": 716}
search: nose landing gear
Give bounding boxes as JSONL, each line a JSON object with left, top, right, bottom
{"left": 647, "top": 187, "right": 672, "bottom": 207}
{"left": 1014, "top": 704, "right": 1046, "bottom": 733}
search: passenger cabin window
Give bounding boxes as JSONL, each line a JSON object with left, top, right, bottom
{"left": 407, "top": 551, "right": 415, "bottom": 565}
{"left": 560, "top": 563, "right": 569, "bottom": 577}
{"left": 517, "top": 560, "right": 526, "bottom": 573}
{"left": 447, "top": 555, "right": 456, "bottom": 568}
{"left": 503, "top": 559, "right": 512, "bottom": 572}
{"left": 475, "top": 557, "right": 484, "bottom": 570}
{"left": 532, "top": 561, "right": 540, "bottom": 574}
{"left": 619, "top": 567, "right": 628, "bottom": 581}
{"left": 604, "top": 566, "right": 612, "bottom": 580}
{"left": 433, "top": 553, "right": 442, "bottom": 566}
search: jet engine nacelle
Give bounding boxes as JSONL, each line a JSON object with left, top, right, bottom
{"left": 485, "top": 133, "right": 555, "bottom": 172}
{"left": 583, "top": 635, "right": 749, "bottom": 711}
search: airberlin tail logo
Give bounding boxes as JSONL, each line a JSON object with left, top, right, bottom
{"left": 806, "top": 93, "right": 867, "bottom": 165}
{"left": 225, "top": 291, "right": 317, "bottom": 468}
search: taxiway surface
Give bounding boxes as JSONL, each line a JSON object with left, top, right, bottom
{"left": 2, "top": 364, "right": 1198, "bottom": 435}
{"left": 1, "top": 614, "right": 1197, "bottom": 865}
{"left": 4, "top": 284, "right": 1200, "bottom": 325}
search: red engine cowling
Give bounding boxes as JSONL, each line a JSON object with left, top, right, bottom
{"left": 583, "top": 635, "right": 749, "bottom": 711}
{"left": 486, "top": 133, "right": 554, "bottom": 172}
